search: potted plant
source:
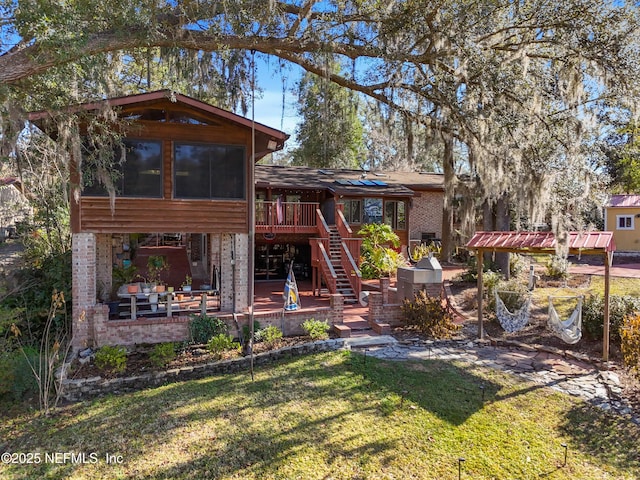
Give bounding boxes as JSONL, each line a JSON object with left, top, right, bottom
{"left": 182, "top": 274, "right": 192, "bottom": 292}
{"left": 110, "top": 264, "right": 138, "bottom": 316}
{"left": 112, "top": 263, "right": 139, "bottom": 296}
{"left": 147, "top": 255, "right": 169, "bottom": 292}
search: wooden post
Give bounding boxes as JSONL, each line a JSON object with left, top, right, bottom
{"left": 477, "top": 249, "right": 484, "bottom": 339}
{"left": 201, "top": 292, "right": 207, "bottom": 316}
{"left": 167, "top": 292, "right": 173, "bottom": 317}
{"left": 130, "top": 295, "right": 137, "bottom": 320}
{"left": 603, "top": 251, "right": 611, "bottom": 362}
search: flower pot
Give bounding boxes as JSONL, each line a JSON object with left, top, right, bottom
{"left": 149, "top": 293, "right": 159, "bottom": 304}
{"left": 143, "top": 286, "right": 151, "bottom": 294}
{"left": 155, "top": 284, "right": 165, "bottom": 293}
{"left": 167, "top": 286, "right": 174, "bottom": 293}
{"left": 177, "top": 294, "right": 184, "bottom": 301}
{"left": 127, "top": 284, "right": 139, "bottom": 294}
{"left": 150, "top": 303, "right": 158, "bottom": 313}
{"left": 183, "top": 285, "right": 192, "bottom": 292}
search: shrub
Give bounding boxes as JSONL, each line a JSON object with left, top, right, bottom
{"left": 0, "top": 346, "right": 39, "bottom": 402}
{"left": 582, "top": 294, "right": 640, "bottom": 342}
{"left": 401, "top": 290, "right": 461, "bottom": 339}
{"left": 256, "top": 325, "right": 284, "bottom": 348}
{"left": 242, "top": 320, "right": 261, "bottom": 343}
{"left": 94, "top": 345, "right": 127, "bottom": 374}
{"left": 455, "top": 256, "right": 501, "bottom": 283}
{"left": 621, "top": 314, "right": 640, "bottom": 380}
{"left": 207, "top": 334, "right": 240, "bottom": 357}
{"left": 410, "top": 242, "right": 441, "bottom": 261}
{"left": 149, "top": 342, "right": 176, "bottom": 368}
{"left": 509, "top": 253, "right": 528, "bottom": 278}
{"left": 545, "top": 255, "right": 570, "bottom": 279}
{"left": 302, "top": 318, "right": 330, "bottom": 340}
{"left": 189, "top": 314, "right": 228, "bottom": 344}
{"left": 357, "top": 223, "right": 404, "bottom": 279}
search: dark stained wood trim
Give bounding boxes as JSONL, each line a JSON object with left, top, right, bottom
{"left": 79, "top": 198, "right": 248, "bottom": 234}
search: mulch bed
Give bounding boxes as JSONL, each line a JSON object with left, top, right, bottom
{"left": 69, "top": 336, "right": 316, "bottom": 380}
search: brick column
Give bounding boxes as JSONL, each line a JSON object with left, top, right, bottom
{"left": 95, "top": 234, "right": 112, "bottom": 302}
{"left": 368, "top": 291, "right": 383, "bottom": 325}
{"left": 220, "top": 234, "right": 249, "bottom": 312}
{"left": 234, "top": 233, "right": 249, "bottom": 312}
{"left": 91, "top": 304, "right": 109, "bottom": 347}
{"left": 72, "top": 233, "right": 97, "bottom": 350}
{"left": 379, "top": 277, "right": 390, "bottom": 304}
{"left": 329, "top": 294, "right": 344, "bottom": 325}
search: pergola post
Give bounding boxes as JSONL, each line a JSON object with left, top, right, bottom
{"left": 603, "top": 251, "right": 611, "bottom": 362}
{"left": 477, "top": 249, "right": 484, "bottom": 339}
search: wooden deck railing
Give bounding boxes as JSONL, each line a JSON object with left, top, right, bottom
{"left": 255, "top": 201, "right": 319, "bottom": 233}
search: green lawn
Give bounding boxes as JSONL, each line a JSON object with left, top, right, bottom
{"left": 1, "top": 351, "right": 638, "bottom": 479}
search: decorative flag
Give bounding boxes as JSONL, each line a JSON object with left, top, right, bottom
{"left": 283, "top": 262, "right": 301, "bottom": 311}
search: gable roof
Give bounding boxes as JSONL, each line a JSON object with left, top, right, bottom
{"left": 255, "top": 165, "right": 443, "bottom": 197}
{"left": 28, "top": 90, "right": 290, "bottom": 160}
{"left": 607, "top": 194, "right": 640, "bottom": 208}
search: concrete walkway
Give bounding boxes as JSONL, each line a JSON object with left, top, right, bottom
{"left": 344, "top": 335, "right": 640, "bottom": 426}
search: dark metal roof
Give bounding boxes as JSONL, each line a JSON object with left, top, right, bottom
{"left": 255, "top": 165, "right": 443, "bottom": 197}
{"left": 466, "top": 231, "right": 616, "bottom": 254}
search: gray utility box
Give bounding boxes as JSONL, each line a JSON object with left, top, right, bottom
{"left": 396, "top": 255, "right": 443, "bottom": 300}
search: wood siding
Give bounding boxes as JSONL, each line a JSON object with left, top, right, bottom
{"left": 74, "top": 119, "right": 252, "bottom": 234}
{"left": 79, "top": 198, "right": 248, "bottom": 233}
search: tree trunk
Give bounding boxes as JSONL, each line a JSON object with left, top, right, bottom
{"left": 440, "top": 133, "right": 454, "bottom": 263}
{"left": 495, "top": 194, "right": 511, "bottom": 280}
{"left": 482, "top": 199, "right": 494, "bottom": 268}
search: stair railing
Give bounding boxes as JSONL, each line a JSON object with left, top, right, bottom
{"left": 316, "top": 208, "right": 330, "bottom": 240}
{"left": 310, "top": 238, "right": 337, "bottom": 295}
{"left": 335, "top": 206, "right": 352, "bottom": 239}
{"left": 340, "top": 240, "right": 362, "bottom": 299}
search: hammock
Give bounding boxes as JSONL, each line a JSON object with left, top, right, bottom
{"left": 547, "top": 296, "right": 583, "bottom": 344}
{"left": 494, "top": 291, "right": 532, "bottom": 333}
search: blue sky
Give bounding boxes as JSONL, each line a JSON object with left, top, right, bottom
{"left": 251, "top": 55, "right": 304, "bottom": 147}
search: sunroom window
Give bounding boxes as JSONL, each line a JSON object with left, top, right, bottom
{"left": 83, "top": 139, "right": 163, "bottom": 197}
{"left": 174, "top": 143, "right": 246, "bottom": 199}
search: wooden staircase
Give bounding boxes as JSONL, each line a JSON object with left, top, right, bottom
{"left": 328, "top": 226, "right": 358, "bottom": 304}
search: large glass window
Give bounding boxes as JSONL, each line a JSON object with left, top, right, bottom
{"left": 363, "top": 198, "right": 383, "bottom": 224}
{"left": 83, "top": 139, "right": 163, "bottom": 197}
{"left": 341, "top": 199, "right": 362, "bottom": 224}
{"left": 384, "top": 200, "right": 406, "bottom": 230}
{"left": 174, "top": 143, "right": 246, "bottom": 199}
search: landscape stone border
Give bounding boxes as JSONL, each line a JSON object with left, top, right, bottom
{"left": 61, "top": 339, "right": 348, "bottom": 402}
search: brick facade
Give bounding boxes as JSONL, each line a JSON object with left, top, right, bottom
{"left": 409, "top": 191, "right": 443, "bottom": 242}
{"left": 71, "top": 233, "right": 97, "bottom": 350}
{"left": 219, "top": 233, "right": 249, "bottom": 312}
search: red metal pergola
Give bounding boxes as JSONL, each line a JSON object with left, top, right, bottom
{"left": 465, "top": 231, "right": 616, "bottom": 361}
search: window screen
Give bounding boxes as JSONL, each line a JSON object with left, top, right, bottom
{"left": 174, "top": 143, "right": 246, "bottom": 199}
{"left": 82, "top": 139, "right": 163, "bottom": 198}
